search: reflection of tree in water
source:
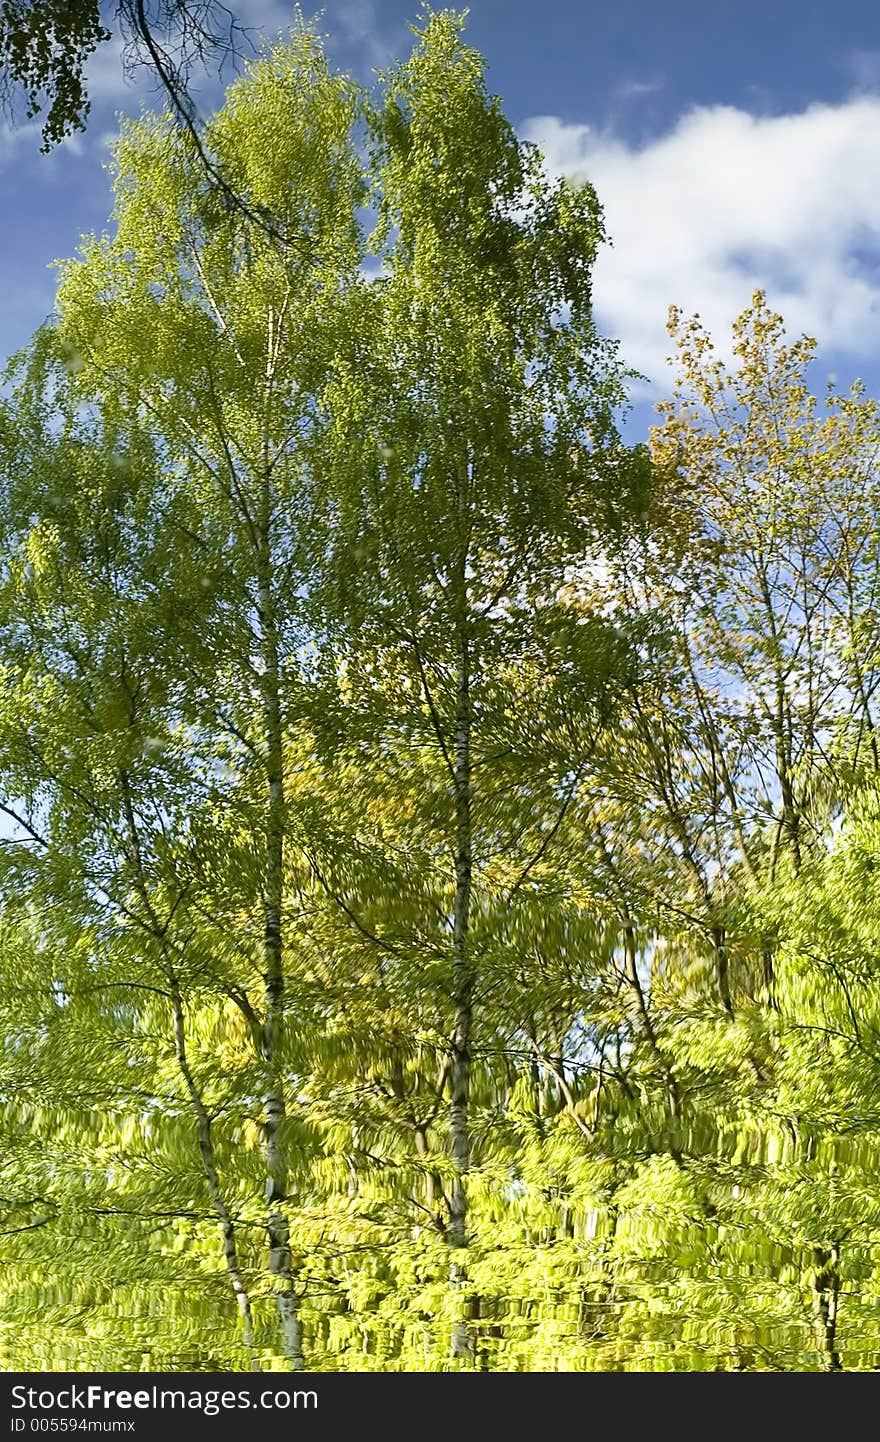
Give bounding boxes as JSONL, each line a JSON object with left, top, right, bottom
{"left": 1, "top": 9, "right": 880, "bottom": 1373}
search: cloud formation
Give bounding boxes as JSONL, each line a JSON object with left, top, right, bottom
{"left": 330, "top": 0, "right": 396, "bottom": 68}
{"left": 523, "top": 99, "right": 880, "bottom": 384}
{"left": 0, "top": 119, "right": 86, "bottom": 171}
{"left": 236, "top": 0, "right": 396, "bottom": 68}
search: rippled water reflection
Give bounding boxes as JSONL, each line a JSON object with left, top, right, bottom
{"left": 2, "top": 1098, "right": 875, "bottom": 1371}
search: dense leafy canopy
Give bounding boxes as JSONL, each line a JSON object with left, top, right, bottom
{"left": 2, "top": 10, "right": 880, "bottom": 1373}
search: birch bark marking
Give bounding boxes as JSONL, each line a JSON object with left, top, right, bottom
{"left": 812, "top": 1243, "right": 842, "bottom": 1372}
{"left": 257, "top": 520, "right": 303, "bottom": 1370}
{"left": 256, "top": 302, "right": 304, "bottom": 1370}
{"left": 448, "top": 469, "right": 474, "bottom": 1360}
{"left": 448, "top": 634, "right": 473, "bottom": 1233}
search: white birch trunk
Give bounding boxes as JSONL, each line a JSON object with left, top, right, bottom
{"left": 170, "top": 981, "right": 259, "bottom": 1366}
{"left": 448, "top": 620, "right": 474, "bottom": 1360}
{"left": 257, "top": 495, "right": 305, "bottom": 1372}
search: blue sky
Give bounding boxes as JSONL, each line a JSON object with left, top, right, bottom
{"left": 3, "top": 0, "right": 880, "bottom": 402}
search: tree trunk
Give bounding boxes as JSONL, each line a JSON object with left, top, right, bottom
{"left": 170, "top": 980, "right": 259, "bottom": 1366}
{"left": 622, "top": 923, "right": 681, "bottom": 1162}
{"left": 257, "top": 509, "right": 304, "bottom": 1372}
{"left": 812, "top": 1243, "right": 842, "bottom": 1372}
{"left": 118, "top": 775, "right": 259, "bottom": 1366}
{"left": 448, "top": 626, "right": 474, "bottom": 1360}
{"left": 712, "top": 923, "right": 733, "bottom": 1017}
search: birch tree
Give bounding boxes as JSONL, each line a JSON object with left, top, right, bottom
{"left": 16, "top": 24, "right": 363, "bottom": 1369}
{"left": 318, "top": 9, "right": 644, "bottom": 1360}
{"left": 7, "top": 10, "right": 880, "bottom": 1376}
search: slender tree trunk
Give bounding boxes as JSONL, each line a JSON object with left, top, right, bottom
{"left": 413, "top": 1125, "right": 445, "bottom": 1229}
{"left": 622, "top": 923, "right": 681, "bottom": 1162}
{"left": 775, "top": 715, "right": 801, "bottom": 871}
{"left": 712, "top": 923, "right": 733, "bottom": 1017}
{"left": 118, "top": 775, "right": 259, "bottom": 1364}
{"left": 596, "top": 833, "right": 681, "bottom": 1154}
{"left": 257, "top": 507, "right": 304, "bottom": 1372}
{"left": 580, "top": 1202, "right": 618, "bottom": 1351}
{"left": 812, "top": 1244, "right": 842, "bottom": 1372}
{"left": 169, "top": 981, "right": 258, "bottom": 1365}
{"left": 448, "top": 625, "right": 474, "bottom": 1360}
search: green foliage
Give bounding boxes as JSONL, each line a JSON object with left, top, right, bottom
{"left": 3, "top": 10, "right": 880, "bottom": 1375}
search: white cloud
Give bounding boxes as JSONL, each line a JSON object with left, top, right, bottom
{"left": 614, "top": 78, "right": 663, "bottom": 101}
{"left": 845, "top": 48, "right": 880, "bottom": 92}
{"left": 329, "top": 0, "right": 396, "bottom": 68}
{"left": 231, "top": 0, "right": 301, "bottom": 40}
{"left": 234, "top": 0, "right": 296, "bottom": 23}
{"left": 84, "top": 34, "right": 137, "bottom": 108}
{"left": 0, "top": 118, "right": 86, "bottom": 170}
{"left": 522, "top": 98, "right": 880, "bottom": 386}
{"left": 236, "top": 0, "right": 396, "bottom": 67}
{"left": 0, "top": 120, "right": 43, "bottom": 163}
